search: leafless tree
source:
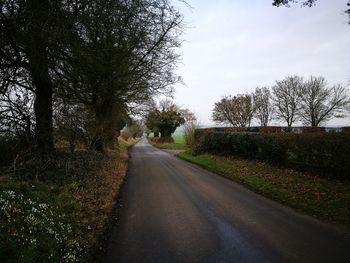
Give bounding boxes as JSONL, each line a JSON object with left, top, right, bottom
{"left": 212, "top": 94, "right": 254, "bottom": 127}
{"left": 272, "top": 76, "right": 303, "bottom": 128}
{"left": 0, "top": 86, "right": 34, "bottom": 142}
{"left": 58, "top": 0, "right": 184, "bottom": 151}
{"left": 299, "top": 76, "right": 350, "bottom": 126}
{"left": 1, "top": 0, "right": 184, "bottom": 154}
{"left": 53, "top": 99, "right": 92, "bottom": 153}
{"left": 182, "top": 110, "right": 199, "bottom": 147}
{"left": 0, "top": 0, "right": 76, "bottom": 153}
{"left": 253, "top": 87, "right": 274, "bottom": 126}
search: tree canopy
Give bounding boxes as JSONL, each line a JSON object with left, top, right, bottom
{"left": 272, "top": 76, "right": 303, "bottom": 128}
{"left": 253, "top": 87, "right": 274, "bottom": 127}
{"left": 299, "top": 76, "right": 350, "bottom": 127}
{"left": 145, "top": 100, "right": 185, "bottom": 139}
{"left": 0, "top": 0, "right": 184, "bottom": 153}
{"left": 212, "top": 94, "right": 254, "bottom": 127}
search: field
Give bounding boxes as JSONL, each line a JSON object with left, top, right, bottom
{"left": 148, "top": 132, "right": 187, "bottom": 150}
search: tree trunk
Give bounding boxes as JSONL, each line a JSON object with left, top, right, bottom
{"left": 92, "top": 100, "right": 116, "bottom": 152}
{"left": 104, "top": 104, "right": 120, "bottom": 149}
{"left": 33, "top": 81, "right": 54, "bottom": 153}
{"left": 92, "top": 114, "right": 105, "bottom": 152}
{"left": 160, "top": 129, "right": 172, "bottom": 138}
{"left": 69, "top": 134, "right": 76, "bottom": 153}
{"left": 28, "top": 0, "right": 54, "bottom": 153}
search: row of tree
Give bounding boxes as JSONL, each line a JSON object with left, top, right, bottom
{"left": 212, "top": 75, "right": 350, "bottom": 128}
{"left": 0, "top": 0, "right": 184, "bottom": 153}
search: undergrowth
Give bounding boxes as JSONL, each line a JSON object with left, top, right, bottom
{"left": 0, "top": 138, "right": 138, "bottom": 262}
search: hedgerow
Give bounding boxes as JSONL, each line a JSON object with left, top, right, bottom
{"left": 193, "top": 130, "right": 350, "bottom": 178}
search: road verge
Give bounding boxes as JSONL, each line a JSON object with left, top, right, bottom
{"left": 177, "top": 150, "right": 350, "bottom": 227}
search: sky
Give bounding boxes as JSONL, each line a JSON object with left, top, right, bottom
{"left": 172, "top": 0, "right": 350, "bottom": 126}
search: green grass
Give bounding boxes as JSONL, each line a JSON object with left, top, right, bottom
{"left": 172, "top": 133, "right": 185, "bottom": 143}
{"left": 177, "top": 151, "right": 350, "bottom": 226}
{"left": 149, "top": 133, "right": 188, "bottom": 150}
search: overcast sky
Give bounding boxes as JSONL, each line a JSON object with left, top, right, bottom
{"left": 172, "top": 0, "right": 350, "bottom": 126}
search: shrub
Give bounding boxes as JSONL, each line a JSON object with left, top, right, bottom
{"left": 254, "top": 134, "right": 289, "bottom": 163}
{"left": 0, "top": 136, "right": 34, "bottom": 167}
{"left": 128, "top": 124, "right": 143, "bottom": 139}
{"left": 259, "top": 126, "right": 282, "bottom": 133}
{"left": 120, "top": 128, "right": 131, "bottom": 141}
{"left": 0, "top": 137, "right": 19, "bottom": 166}
{"left": 194, "top": 130, "right": 350, "bottom": 179}
{"left": 184, "top": 121, "right": 199, "bottom": 147}
{"left": 342, "top": 126, "right": 350, "bottom": 133}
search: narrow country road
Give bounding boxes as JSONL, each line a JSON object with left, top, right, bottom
{"left": 104, "top": 138, "right": 350, "bottom": 263}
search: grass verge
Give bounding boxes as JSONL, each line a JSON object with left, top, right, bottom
{"left": 148, "top": 133, "right": 188, "bottom": 150}
{"left": 0, "top": 138, "right": 138, "bottom": 262}
{"left": 177, "top": 151, "right": 350, "bottom": 227}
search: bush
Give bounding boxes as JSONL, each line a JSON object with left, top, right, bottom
{"left": 0, "top": 137, "right": 32, "bottom": 167}
{"left": 183, "top": 121, "right": 198, "bottom": 147}
{"left": 120, "top": 128, "right": 131, "bottom": 141}
{"left": 193, "top": 130, "right": 350, "bottom": 179}
{"left": 254, "top": 134, "right": 289, "bottom": 163}
{"left": 286, "top": 133, "right": 350, "bottom": 177}
{"left": 128, "top": 124, "right": 143, "bottom": 139}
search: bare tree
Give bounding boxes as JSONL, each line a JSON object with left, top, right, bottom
{"left": 299, "top": 76, "right": 350, "bottom": 126}
{"left": 182, "top": 110, "right": 199, "bottom": 147}
{"left": 58, "top": 0, "right": 184, "bottom": 151}
{"left": 272, "top": 76, "right": 303, "bottom": 128}
{"left": 1, "top": 1, "right": 52, "bottom": 152}
{"left": 53, "top": 98, "right": 93, "bottom": 153}
{"left": 1, "top": 0, "right": 184, "bottom": 154}
{"left": 0, "top": 1, "right": 94, "bottom": 153}
{"left": 212, "top": 94, "right": 254, "bottom": 127}
{"left": 253, "top": 87, "right": 274, "bottom": 126}
{"left": 0, "top": 86, "right": 34, "bottom": 143}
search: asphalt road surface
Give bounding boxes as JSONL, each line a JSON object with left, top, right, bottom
{"left": 104, "top": 138, "right": 350, "bottom": 263}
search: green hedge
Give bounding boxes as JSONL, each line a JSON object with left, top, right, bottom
{"left": 193, "top": 131, "right": 350, "bottom": 179}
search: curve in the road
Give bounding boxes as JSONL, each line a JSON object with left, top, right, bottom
{"left": 104, "top": 138, "right": 350, "bottom": 263}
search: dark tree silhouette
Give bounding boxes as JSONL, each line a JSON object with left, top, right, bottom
{"left": 1, "top": 0, "right": 184, "bottom": 153}
{"left": 0, "top": 1, "right": 83, "bottom": 153}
